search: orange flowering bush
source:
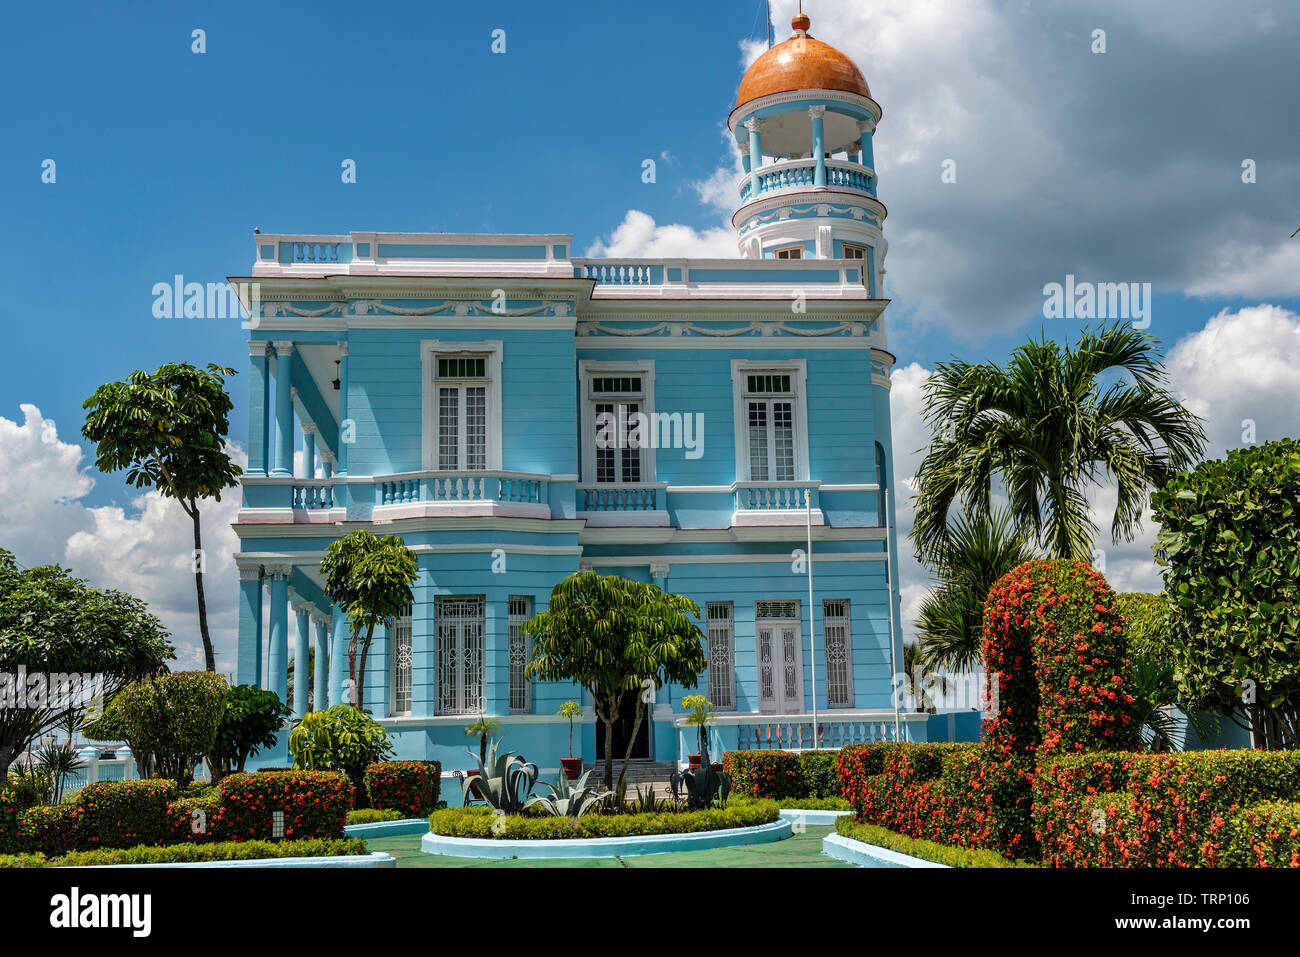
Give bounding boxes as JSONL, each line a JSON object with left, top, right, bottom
{"left": 363, "top": 760, "right": 441, "bottom": 815}
{"left": 723, "top": 751, "right": 804, "bottom": 799}
{"left": 213, "top": 770, "right": 352, "bottom": 842}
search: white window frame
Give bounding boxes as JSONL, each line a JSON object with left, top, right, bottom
{"left": 731, "top": 359, "right": 809, "bottom": 482}
{"left": 434, "top": 595, "right": 486, "bottom": 716}
{"left": 507, "top": 596, "right": 533, "bottom": 714}
{"left": 421, "top": 340, "right": 503, "bottom": 471}
{"left": 773, "top": 245, "right": 804, "bottom": 260}
{"left": 822, "top": 599, "right": 854, "bottom": 709}
{"left": 841, "top": 243, "right": 867, "bottom": 260}
{"left": 705, "top": 602, "right": 735, "bottom": 711}
{"left": 389, "top": 602, "right": 414, "bottom": 717}
{"left": 578, "top": 359, "right": 656, "bottom": 484}
{"left": 755, "top": 600, "right": 804, "bottom": 714}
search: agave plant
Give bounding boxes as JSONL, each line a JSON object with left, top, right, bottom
{"left": 669, "top": 737, "right": 730, "bottom": 810}
{"left": 462, "top": 738, "right": 539, "bottom": 813}
{"left": 631, "top": 783, "right": 661, "bottom": 814}
{"left": 525, "top": 769, "right": 613, "bottom": 818}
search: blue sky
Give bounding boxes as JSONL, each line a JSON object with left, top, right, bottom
{"left": 2, "top": 0, "right": 1299, "bottom": 667}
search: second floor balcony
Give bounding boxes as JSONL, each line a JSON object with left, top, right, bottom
{"left": 739, "top": 157, "right": 877, "bottom": 204}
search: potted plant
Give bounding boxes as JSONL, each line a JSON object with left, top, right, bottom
{"left": 464, "top": 715, "right": 502, "bottom": 800}
{"left": 557, "top": 701, "right": 584, "bottom": 780}
{"left": 681, "top": 694, "right": 715, "bottom": 770}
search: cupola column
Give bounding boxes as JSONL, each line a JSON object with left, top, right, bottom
{"left": 810, "top": 105, "right": 827, "bottom": 188}
{"left": 745, "top": 118, "right": 763, "bottom": 192}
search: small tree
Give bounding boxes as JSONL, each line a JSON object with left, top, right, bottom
{"left": 681, "top": 694, "right": 714, "bottom": 756}
{"left": 289, "top": 703, "right": 394, "bottom": 805}
{"left": 208, "top": 685, "right": 291, "bottom": 779}
{"left": 114, "top": 671, "right": 230, "bottom": 785}
{"left": 320, "top": 530, "right": 418, "bottom": 711}
{"left": 0, "top": 550, "right": 174, "bottom": 778}
{"left": 525, "top": 571, "right": 707, "bottom": 789}
{"left": 557, "top": 701, "right": 582, "bottom": 760}
{"left": 464, "top": 716, "right": 501, "bottom": 764}
{"left": 1152, "top": 438, "right": 1300, "bottom": 749}
{"left": 82, "top": 363, "right": 241, "bottom": 672}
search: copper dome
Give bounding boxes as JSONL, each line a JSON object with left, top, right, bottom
{"left": 736, "top": 14, "right": 870, "bottom": 108}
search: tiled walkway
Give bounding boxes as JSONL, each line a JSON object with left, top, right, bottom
{"left": 368, "top": 825, "right": 851, "bottom": 868}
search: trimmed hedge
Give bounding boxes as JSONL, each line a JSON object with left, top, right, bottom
{"left": 76, "top": 779, "right": 178, "bottom": 850}
{"left": 834, "top": 816, "right": 1030, "bottom": 868}
{"left": 772, "top": 796, "right": 850, "bottom": 811}
{"left": 1222, "top": 802, "right": 1300, "bottom": 868}
{"left": 214, "top": 770, "right": 352, "bottom": 842}
{"left": 364, "top": 760, "right": 441, "bottom": 815}
{"left": 799, "top": 751, "right": 840, "bottom": 798}
{"left": 1035, "top": 750, "right": 1300, "bottom": 867}
{"left": 13, "top": 804, "right": 79, "bottom": 856}
{"left": 346, "top": 808, "right": 406, "bottom": 825}
{"left": 723, "top": 751, "right": 804, "bottom": 799}
{"left": 0, "top": 837, "right": 369, "bottom": 868}
{"left": 428, "top": 800, "right": 779, "bottom": 840}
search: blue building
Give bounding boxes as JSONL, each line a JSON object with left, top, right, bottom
{"left": 230, "top": 14, "right": 922, "bottom": 775}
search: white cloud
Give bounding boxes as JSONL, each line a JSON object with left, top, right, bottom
{"left": 0, "top": 404, "right": 243, "bottom": 674}
{"left": 583, "top": 209, "right": 738, "bottom": 259}
{"left": 1186, "top": 243, "right": 1300, "bottom": 299}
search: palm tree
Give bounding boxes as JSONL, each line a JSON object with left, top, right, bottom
{"left": 911, "top": 323, "right": 1206, "bottom": 561}
{"left": 916, "top": 509, "right": 1035, "bottom": 674}
{"left": 902, "top": 642, "right": 950, "bottom": 713}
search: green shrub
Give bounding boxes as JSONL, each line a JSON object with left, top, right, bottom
{"left": 346, "top": 808, "right": 406, "bottom": 825}
{"left": 1221, "top": 801, "right": 1300, "bottom": 868}
{"left": 768, "top": 795, "right": 850, "bottom": 811}
{"left": 1152, "top": 438, "right": 1300, "bottom": 750}
{"left": 834, "top": 817, "right": 1030, "bottom": 868}
{"left": 428, "top": 800, "right": 779, "bottom": 839}
{"left": 216, "top": 769, "right": 352, "bottom": 841}
{"left": 4, "top": 769, "right": 51, "bottom": 810}
{"left": 722, "top": 751, "right": 804, "bottom": 799}
{"left": 13, "top": 803, "right": 80, "bottom": 856}
{"left": 75, "top": 779, "right": 177, "bottom": 849}
{"left": 208, "top": 684, "right": 290, "bottom": 778}
{"left": 165, "top": 794, "right": 228, "bottom": 844}
{"left": 364, "top": 760, "right": 440, "bottom": 815}
{"left": 288, "top": 705, "right": 394, "bottom": 805}
{"left": 114, "top": 672, "right": 229, "bottom": 785}
{"left": 0, "top": 837, "right": 369, "bottom": 867}
{"left": 798, "top": 751, "right": 840, "bottom": 798}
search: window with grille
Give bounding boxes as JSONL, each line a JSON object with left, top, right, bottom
{"left": 435, "top": 596, "right": 485, "bottom": 715}
{"left": 756, "top": 600, "right": 799, "bottom": 620}
{"left": 588, "top": 371, "right": 646, "bottom": 483}
{"left": 435, "top": 355, "right": 488, "bottom": 471}
{"left": 705, "top": 602, "right": 734, "bottom": 710}
{"left": 823, "top": 600, "right": 853, "bottom": 709}
{"left": 507, "top": 596, "right": 532, "bottom": 713}
{"left": 744, "top": 374, "right": 796, "bottom": 482}
{"left": 390, "top": 602, "right": 413, "bottom": 717}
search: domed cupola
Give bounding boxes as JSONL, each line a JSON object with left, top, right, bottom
{"left": 728, "top": 13, "right": 887, "bottom": 296}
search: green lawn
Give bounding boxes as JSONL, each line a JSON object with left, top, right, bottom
{"left": 366, "top": 824, "right": 850, "bottom": 868}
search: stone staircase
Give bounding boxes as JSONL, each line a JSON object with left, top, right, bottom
{"left": 582, "top": 760, "right": 678, "bottom": 798}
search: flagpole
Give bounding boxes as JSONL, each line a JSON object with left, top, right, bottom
{"left": 886, "top": 489, "right": 901, "bottom": 741}
{"left": 807, "top": 488, "right": 819, "bottom": 750}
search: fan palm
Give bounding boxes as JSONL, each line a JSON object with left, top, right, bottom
{"left": 911, "top": 323, "right": 1206, "bottom": 562}
{"left": 916, "top": 509, "right": 1035, "bottom": 675}
{"left": 901, "top": 642, "right": 950, "bottom": 713}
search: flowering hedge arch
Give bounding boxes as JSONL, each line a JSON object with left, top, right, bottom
{"left": 982, "top": 559, "right": 1140, "bottom": 757}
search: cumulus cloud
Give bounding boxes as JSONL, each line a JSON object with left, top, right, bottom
{"left": 592, "top": 0, "right": 1300, "bottom": 336}
{"left": 0, "top": 404, "right": 243, "bottom": 673}
{"left": 583, "top": 209, "right": 738, "bottom": 259}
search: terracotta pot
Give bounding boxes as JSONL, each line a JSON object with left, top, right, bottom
{"left": 466, "top": 779, "right": 483, "bottom": 801}
{"left": 561, "top": 757, "right": 583, "bottom": 780}
{"left": 710, "top": 763, "right": 724, "bottom": 773}
{"left": 688, "top": 753, "right": 701, "bottom": 769}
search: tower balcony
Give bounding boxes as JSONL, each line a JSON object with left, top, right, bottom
{"left": 739, "top": 157, "right": 876, "bottom": 204}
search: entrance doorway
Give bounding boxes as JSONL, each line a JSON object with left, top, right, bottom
{"left": 594, "top": 692, "right": 652, "bottom": 760}
{"left": 756, "top": 601, "right": 804, "bottom": 713}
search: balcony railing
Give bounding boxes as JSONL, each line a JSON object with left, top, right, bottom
{"left": 739, "top": 157, "right": 876, "bottom": 202}
{"left": 378, "top": 471, "right": 547, "bottom": 506}
{"left": 292, "top": 481, "right": 335, "bottom": 510}
{"left": 576, "top": 483, "right": 666, "bottom": 512}
{"left": 734, "top": 481, "right": 819, "bottom": 511}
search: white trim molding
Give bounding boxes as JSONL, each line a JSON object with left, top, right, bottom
{"left": 421, "top": 339, "right": 504, "bottom": 471}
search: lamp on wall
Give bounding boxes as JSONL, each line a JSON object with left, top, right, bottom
{"left": 332, "top": 360, "right": 340, "bottom": 391}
